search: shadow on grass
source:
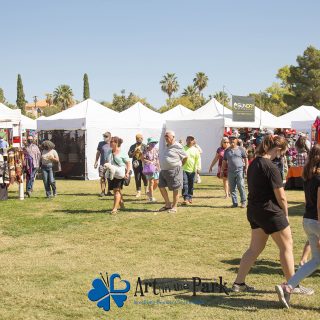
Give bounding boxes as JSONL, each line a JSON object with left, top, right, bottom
{"left": 57, "top": 208, "right": 156, "bottom": 214}
{"left": 220, "top": 258, "right": 320, "bottom": 277}
{"left": 288, "top": 203, "right": 304, "bottom": 216}
{"left": 55, "top": 209, "right": 106, "bottom": 214}
{"left": 173, "top": 294, "right": 320, "bottom": 312}
{"left": 193, "top": 196, "right": 224, "bottom": 199}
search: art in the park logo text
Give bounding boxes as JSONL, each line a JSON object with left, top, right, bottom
{"left": 88, "top": 272, "right": 229, "bottom": 313}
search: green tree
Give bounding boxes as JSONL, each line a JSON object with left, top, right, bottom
{"left": 283, "top": 46, "right": 320, "bottom": 108}
{"left": 210, "top": 91, "right": 230, "bottom": 107}
{"left": 53, "top": 85, "right": 74, "bottom": 110}
{"left": 158, "top": 96, "right": 196, "bottom": 113}
{"left": 193, "top": 72, "right": 209, "bottom": 96}
{"left": 0, "top": 88, "right": 5, "bottom": 103}
{"left": 108, "top": 91, "right": 155, "bottom": 112}
{"left": 248, "top": 84, "right": 289, "bottom": 116}
{"left": 160, "top": 73, "right": 179, "bottom": 100}
{"left": 45, "top": 93, "right": 53, "bottom": 106}
{"left": 16, "top": 74, "right": 27, "bottom": 110}
{"left": 182, "top": 85, "right": 197, "bottom": 98}
{"left": 83, "top": 73, "right": 90, "bottom": 100}
{"left": 42, "top": 105, "right": 63, "bottom": 116}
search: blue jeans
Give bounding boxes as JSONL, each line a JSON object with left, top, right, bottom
{"left": 182, "top": 171, "right": 195, "bottom": 200}
{"left": 26, "top": 167, "right": 38, "bottom": 192}
{"left": 228, "top": 169, "right": 246, "bottom": 206}
{"left": 288, "top": 218, "right": 320, "bottom": 288}
{"left": 42, "top": 165, "right": 56, "bottom": 197}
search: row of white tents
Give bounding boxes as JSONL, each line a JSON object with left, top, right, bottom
{"left": 1, "top": 100, "right": 319, "bottom": 179}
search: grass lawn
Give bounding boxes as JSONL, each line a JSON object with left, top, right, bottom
{"left": 0, "top": 176, "right": 319, "bottom": 320}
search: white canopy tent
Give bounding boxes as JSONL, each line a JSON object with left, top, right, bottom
{"left": 37, "top": 99, "right": 120, "bottom": 180}
{"left": 116, "top": 102, "right": 165, "bottom": 156}
{"left": 161, "top": 104, "right": 193, "bottom": 120}
{"left": 164, "top": 99, "right": 290, "bottom": 173}
{"left": 278, "top": 105, "right": 319, "bottom": 135}
{"left": 0, "top": 103, "right": 22, "bottom": 128}
{"left": 0, "top": 103, "right": 36, "bottom": 131}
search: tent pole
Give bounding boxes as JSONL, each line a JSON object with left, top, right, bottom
{"left": 84, "top": 129, "right": 88, "bottom": 180}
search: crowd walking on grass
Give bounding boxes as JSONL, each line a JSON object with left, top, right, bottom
{"left": 0, "top": 127, "right": 319, "bottom": 310}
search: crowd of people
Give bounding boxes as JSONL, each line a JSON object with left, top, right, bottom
{"left": 0, "top": 127, "right": 319, "bottom": 309}
{"left": 94, "top": 130, "right": 200, "bottom": 214}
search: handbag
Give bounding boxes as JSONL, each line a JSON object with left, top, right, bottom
{"left": 123, "top": 170, "right": 132, "bottom": 186}
{"left": 142, "top": 163, "right": 156, "bottom": 175}
{"left": 112, "top": 153, "right": 131, "bottom": 186}
{"left": 53, "top": 161, "right": 62, "bottom": 172}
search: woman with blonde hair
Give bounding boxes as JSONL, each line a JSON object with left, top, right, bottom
{"left": 209, "top": 137, "right": 230, "bottom": 198}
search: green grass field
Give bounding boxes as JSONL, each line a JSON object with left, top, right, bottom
{"left": 0, "top": 177, "right": 319, "bottom": 320}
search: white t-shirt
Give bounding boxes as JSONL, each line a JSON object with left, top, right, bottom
{"left": 41, "top": 149, "right": 59, "bottom": 166}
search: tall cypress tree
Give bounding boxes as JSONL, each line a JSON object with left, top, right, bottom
{"left": 16, "top": 74, "right": 26, "bottom": 110}
{"left": 83, "top": 73, "right": 90, "bottom": 100}
{"left": 0, "top": 88, "right": 5, "bottom": 103}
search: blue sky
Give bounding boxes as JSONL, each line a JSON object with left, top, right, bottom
{"left": 1, "top": 0, "right": 319, "bottom": 109}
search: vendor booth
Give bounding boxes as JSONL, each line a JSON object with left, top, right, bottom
{"left": 164, "top": 98, "right": 290, "bottom": 174}
{"left": 37, "top": 99, "right": 120, "bottom": 180}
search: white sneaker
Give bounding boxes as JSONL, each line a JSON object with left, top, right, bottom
{"left": 136, "top": 191, "right": 141, "bottom": 198}
{"left": 148, "top": 197, "right": 156, "bottom": 202}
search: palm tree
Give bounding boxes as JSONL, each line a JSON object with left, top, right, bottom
{"left": 45, "top": 93, "right": 53, "bottom": 106}
{"left": 212, "top": 91, "right": 230, "bottom": 107}
{"left": 182, "top": 85, "right": 197, "bottom": 97}
{"left": 160, "top": 73, "right": 179, "bottom": 100}
{"left": 53, "top": 85, "right": 74, "bottom": 110}
{"left": 193, "top": 72, "right": 209, "bottom": 96}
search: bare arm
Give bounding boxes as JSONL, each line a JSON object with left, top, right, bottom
{"left": 182, "top": 156, "right": 188, "bottom": 166}
{"left": 244, "top": 157, "right": 248, "bottom": 174}
{"left": 125, "top": 160, "right": 132, "bottom": 178}
{"left": 209, "top": 153, "right": 219, "bottom": 172}
{"left": 94, "top": 151, "right": 101, "bottom": 168}
{"left": 274, "top": 187, "right": 288, "bottom": 218}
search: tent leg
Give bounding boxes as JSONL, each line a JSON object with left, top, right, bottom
{"left": 84, "top": 130, "right": 88, "bottom": 180}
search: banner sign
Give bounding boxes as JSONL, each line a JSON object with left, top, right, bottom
{"left": 232, "top": 95, "right": 255, "bottom": 122}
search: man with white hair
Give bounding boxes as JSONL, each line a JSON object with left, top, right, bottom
{"left": 158, "top": 130, "right": 188, "bottom": 213}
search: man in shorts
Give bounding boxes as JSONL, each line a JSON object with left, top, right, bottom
{"left": 94, "top": 131, "right": 112, "bottom": 196}
{"left": 158, "top": 130, "right": 188, "bottom": 213}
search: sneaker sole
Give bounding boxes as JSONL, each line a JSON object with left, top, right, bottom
{"left": 275, "top": 285, "right": 290, "bottom": 309}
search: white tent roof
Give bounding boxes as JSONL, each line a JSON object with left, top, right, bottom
{"left": 37, "top": 99, "right": 119, "bottom": 130}
{"left": 0, "top": 103, "right": 21, "bottom": 122}
{"left": 161, "top": 104, "right": 193, "bottom": 120}
{"left": 21, "top": 115, "right": 37, "bottom": 130}
{"left": 120, "top": 102, "right": 163, "bottom": 128}
{"left": 181, "top": 98, "right": 232, "bottom": 120}
{"left": 278, "top": 105, "right": 319, "bottom": 122}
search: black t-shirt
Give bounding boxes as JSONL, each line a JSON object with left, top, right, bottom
{"left": 303, "top": 175, "right": 320, "bottom": 220}
{"left": 247, "top": 157, "right": 284, "bottom": 217}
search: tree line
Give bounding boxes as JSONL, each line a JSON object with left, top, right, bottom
{"left": 0, "top": 45, "right": 319, "bottom": 117}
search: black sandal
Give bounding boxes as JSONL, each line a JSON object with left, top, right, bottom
{"left": 158, "top": 206, "right": 171, "bottom": 212}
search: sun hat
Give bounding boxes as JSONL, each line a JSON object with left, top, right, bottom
{"left": 147, "top": 137, "right": 158, "bottom": 145}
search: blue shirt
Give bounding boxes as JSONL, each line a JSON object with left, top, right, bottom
{"left": 97, "top": 141, "right": 111, "bottom": 166}
{"left": 223, "top": 147, "right": 247, "bottom": 172}
{"left": 0, "top": 139, "right": 9, "bottom": 149}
